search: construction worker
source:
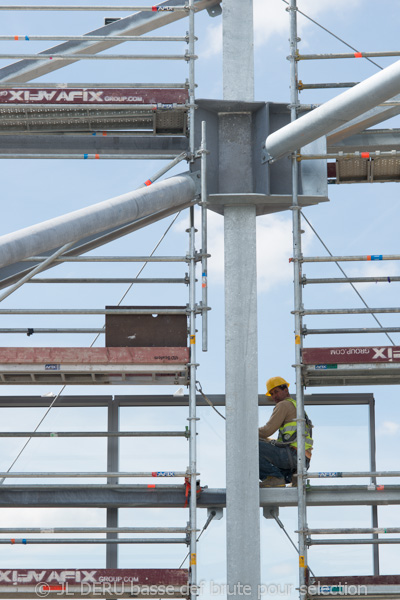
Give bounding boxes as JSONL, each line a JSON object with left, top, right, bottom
{"left": 259, "top": 376, "right": 313, "bottom": 488}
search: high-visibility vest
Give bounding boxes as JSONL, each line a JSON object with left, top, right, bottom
{"left": 277, "top": 397, "right": 313, "bottom": 451}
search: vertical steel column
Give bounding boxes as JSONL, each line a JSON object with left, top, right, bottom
{"left": 188, "top": 207, "right": 198, "bottom": 600}
{"left": 369, "top": 397, "right": 380, "bottom": 575}
{"left": 223, "top": 2, "right": 260, "bottom": 598}
{"left": 224, "top": 206, "right": 259, "bottom": 599}
{"left": 223, "top": 0, "right": 254, "bottom": 101}
{"left": 106, "top": 398, "right": 119, "bottom": 568}
{"left": 288, "top": 2, "right": 308, "bottom": 597}
{"left": 200, "top": 121, "right": 208, "bottom": 351}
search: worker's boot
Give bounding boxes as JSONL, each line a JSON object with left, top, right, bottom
{"left": 260, "top": 476, "right": 286, "bottom": 488}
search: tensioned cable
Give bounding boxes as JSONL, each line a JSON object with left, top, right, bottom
{"left": 0, "top": 210, "right": 183, "bottom": 482}
{"left": 89, "top": 210, "right": 182, "bottom": 348}
{"left": 0, "top": 386, "right": 66, "bottom": 485}
{"left": 178, "top": 510, "right": 216, "bottom": 568}
{"left": 301, "top": 211, "right": 396, "bottom": 346}
{"left": 271, "top": 513, "right": 316, "bottom": 578}
{"left": 196, "top": 380, "right": 226, "bottom": 420}
{"left": 281, "top": 0, "right": 383, "bottom": 71}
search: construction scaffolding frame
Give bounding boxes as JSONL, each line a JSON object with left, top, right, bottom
{"left": 3, "top": 2, "right": 400, "bottom": 599}
{"left": 287, "top": 1, "right": 400, "bottom": 597}
{"left": 0, "top": 3, "right": 212, "bottom": 599}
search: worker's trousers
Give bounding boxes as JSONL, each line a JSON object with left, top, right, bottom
{"left": 259, "top": 440, "right": 296, "bottom": 483}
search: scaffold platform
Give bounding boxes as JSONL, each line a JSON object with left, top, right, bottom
{"left": 0, "top": 88, "right": 189, "bottom": 135}
{"left": 0, "top": 569, "right": 189, "bottom": 599}
{"left": 302, "top": 346, "right": 400, "bottom": 387}
{"left": 0, "top": 347, "right": 189, "bottom": 385}
{"left": 308, "top": 575, "right": 400, "bottom": 599}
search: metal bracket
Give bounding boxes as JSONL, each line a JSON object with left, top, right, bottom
{"left": 263, "top": 506, "right": 279, "bottom": 520}
{"left": 207, "top": 5, "right": 222, "bottom": 17}
{"left": 208, "top": 507, "right": 223, "bottom": 520}
{"left": 261, "top": 143, "right": 271, "bottom": 164}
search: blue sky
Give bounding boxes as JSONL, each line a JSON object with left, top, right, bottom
{"left": 0, "top": 1, "right": 400, "bottom": 598}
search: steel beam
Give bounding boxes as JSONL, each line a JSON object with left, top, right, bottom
{"left": 0, "top": 135, "right": 188, "bottom": 156}
{"left": 222, "top": 2, "right": 260, "bottom": 599}
{"left": 0, "top": 486, "right": 399, "bottom": 509}
{"left": 327, "top": 98, "right": 400, "bottom": 146}
{"left": 265, "top": 58, "right": 400, "bottom": 161}
{"left": 107, "top": 399, "right": 120, "bottom": 568}
{"left": 0, "top": 0, "right": 221, "bottom": 83}
{"left": 327, "top": 129, "right": 400, "bottom": 153}
{"left": 223, "top": 0, "right": 254, "bottom": 101}
{"left": 0, "top": 393, "right": 374, "bottom": 408}
{"left": 0, "top": 172, "right": 197, "bottom": 269}
{"left": 0, "top": 200, "right": 196, "bottom": 291}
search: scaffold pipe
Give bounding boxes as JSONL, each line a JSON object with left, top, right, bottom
{"left": 264, "top": 58, "right": 400, "bottom": 161}
{"left": 0, "top": 0, "right": 221, "bottom": 83}
{"left": 0, "top": 172, "right": 197, "bottom": 269}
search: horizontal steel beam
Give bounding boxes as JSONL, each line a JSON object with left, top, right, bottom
{"left": 0, "top": 431, "right": 187, "bottom": 437}
{"left": 0, "top": 393, "right": 374, "bottom": 408}
{"left": 0, "top": 537, "right": 187, "bottom": 545}
{"left": 0, "top": 527, "right": 187, "bottom": 533}
{"left": 327, "top": 129, "right": 400, "bottom": 153}
{"left": 0, "top": 486, "right": 398, "bottom": 508}
{"left": 0, "top": 135, "right": 188, "bottom": 156}
{"left": 0, "top": 5, "right": 189, "bottom": 11}
{"left": 0, "top": 472, "right": 189, "bottom": 478}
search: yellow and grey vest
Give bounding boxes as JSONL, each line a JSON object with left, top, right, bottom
{"left": 277, "top": 397, "right": 313, "bottom": 452}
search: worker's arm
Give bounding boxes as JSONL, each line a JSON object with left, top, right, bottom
{"left": 259, "top": 402, "right": 291, "bottom": 440}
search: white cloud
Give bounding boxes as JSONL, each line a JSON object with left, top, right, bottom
{"left": 378, "top": 421, "right": 400, "bottom": 436}
{"left": 254, "top": 0, "right": 362, "bottom": 47}
{"left": 205, "top": 210, "right": 312, "bottom": 292}
{"left": 201, "top": 22, "right": 222, "bottom": 59}
{"left": 201, "top": 0, "right": 363, "bottom": 58}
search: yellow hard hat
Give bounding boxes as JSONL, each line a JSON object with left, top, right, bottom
{"left": 266, "top": 376, "right": 290, "bottom": 396}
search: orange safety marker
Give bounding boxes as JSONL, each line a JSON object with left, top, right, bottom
{"left": 361, "top": 152, "right": 370, "bottom": 158}
{"left": 354, "top": 52, "right": 363, "bottom": 58}
{"left": 95, "top": 153, "right": 100, "bottom": 159}
{"left": 144, "top": 179, "right": 152, "bottom": 186}
{"left": 147, "top": 484, "right": 156, "bottom": 488}
{"left": 14, "top": 35, "right": 19, "bottom": 41}
{"left": 102, "top": 132, "right": 107, "bottom": 136}
{"left": 11, "top": 539, "right": 15, "bottom": 545}
{"left": 377, "top": 484, "right": 385, "bottom": 491}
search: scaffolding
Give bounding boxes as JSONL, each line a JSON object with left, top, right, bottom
{"left": 287, "top": 1, "right": 400, "bottom": 597}
{"left": 2, "top": 2, "right": 400, "bottom": 600}
{"left": 0, "top": 2, "right": 210, "bottom": 599}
